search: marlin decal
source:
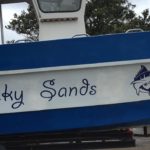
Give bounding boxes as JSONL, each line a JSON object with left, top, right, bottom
{"left": 131, "top": 65, "right": 150, "bottom": 96}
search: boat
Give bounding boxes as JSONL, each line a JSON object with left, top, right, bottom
{"left": 0, "top": 0, "right": 149, "bottom": 135}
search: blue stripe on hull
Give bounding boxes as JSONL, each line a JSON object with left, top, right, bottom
{"left": 0, "top": 32, "right": 150, "bottom": 71}
{"left": 0, "top": 100, "right": 150, "bottom": 135}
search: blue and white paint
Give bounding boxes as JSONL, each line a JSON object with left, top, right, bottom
{"left": 0, "top": 32, "right": 150, "bottom": 134}
{"left": 131, "top": 65, "right": 150, "bottom": 96}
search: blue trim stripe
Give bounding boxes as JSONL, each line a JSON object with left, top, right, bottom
{"left": 0, "top": 32, "right": 150, "bottom": 71}
{"left": 0, "top": 100, "right": 150, "bottom": 135}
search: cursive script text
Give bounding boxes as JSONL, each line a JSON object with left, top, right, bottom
{"left": 40, "top": 78, "right": 97, "bottom": 101}
{"left": 0, "top": 84, "right": 24, "bottom": 109}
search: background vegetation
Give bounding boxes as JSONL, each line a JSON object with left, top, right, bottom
{"left": 6, "top": 0, "right": 150, "bottom": 41}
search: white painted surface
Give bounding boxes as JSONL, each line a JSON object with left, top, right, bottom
{"left": 32, "top": 0, "right": 86, "bottom": 41}
{"left": 0, "top": 62, "right": 150, "bottom": 114}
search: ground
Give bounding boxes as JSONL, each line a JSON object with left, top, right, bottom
{"left": 98, "top": 136, "right": 150, "bottom": 150}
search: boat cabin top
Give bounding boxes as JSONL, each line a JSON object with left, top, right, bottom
{"left": 0, "top": 0, "right": 86, "bottom": 43}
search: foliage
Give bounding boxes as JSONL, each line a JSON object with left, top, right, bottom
{"left": 6, "top": 40, "right": 15, "bottom": 44}
{"left": 6, "top": 5, "right": 39, "bottom": 41}
{"left": 85, "top": 0, "right": 150, "bottom": 35}
{"left": 127, "top": 9, "right": 150, "bottom": 31}
{"left": 86, "top": 0, "right": 132, "bottom": 34}
{"left": 6, "top": 0, "right": 150, "bottom": 40}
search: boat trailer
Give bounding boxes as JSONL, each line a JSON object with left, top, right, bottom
{"left": 0, "top": 129, "right": 135, "bottom": 150}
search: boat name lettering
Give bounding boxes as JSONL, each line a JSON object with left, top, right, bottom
{"left": 0, "top": 84, "right": 24, "bottom": 109}
{"left": 40, "top": 78, "right": 97, "bottom": 101}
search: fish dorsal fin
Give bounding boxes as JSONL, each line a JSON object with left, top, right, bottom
{"left": 134, "top": 65, "right": 148, "bottom": 81}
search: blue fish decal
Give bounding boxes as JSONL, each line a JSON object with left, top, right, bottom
{"left": 131, "top": 65, "right": 150, "bottom": 96}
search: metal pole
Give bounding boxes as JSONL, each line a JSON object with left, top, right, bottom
{"left": 0, "top": 4, "right": 4, "bottom": 44}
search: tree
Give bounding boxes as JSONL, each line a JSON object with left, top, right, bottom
{"left": 85, "top": 0, "right": 150, "bottom": 35}
{"left": 127, "top": 9, "right": 150, "bottom": 31}
{"left": 6, "top": 40, "right": 15, "bottom": 44}
{"left": 6, "top": 5, "right": 39, "bottom": 41}
{"left": 6, "top": 0, "right": 150, "bottom": 39}
{"left": 85, "top": 0, "right": 136, "bottom": 35}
